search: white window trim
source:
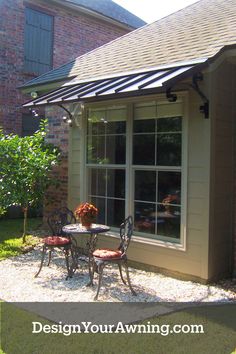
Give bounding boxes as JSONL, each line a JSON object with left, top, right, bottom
{"left": 80, "top": 92, "right": 189, "bottom": 251}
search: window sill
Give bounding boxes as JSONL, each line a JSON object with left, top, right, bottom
{"left": 102, "top": 230, "right": 186, "bottom": 251}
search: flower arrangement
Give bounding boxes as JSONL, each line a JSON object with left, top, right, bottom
{"left": 162, "top": 194, "right": 179, "bottom": 205}
{"left": 74, "top": 202, "right": 98, "bottom": 226}
{"left": 162, "top": 192, "right": 180, "bottom": 214}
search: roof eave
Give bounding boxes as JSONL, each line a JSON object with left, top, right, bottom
{"left": 49, "top": 0, "right": 139, "bottom": 30}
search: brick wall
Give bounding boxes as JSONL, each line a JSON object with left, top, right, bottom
{"left": 0, "top": 0, "right": 129, "bottom": 134}
{"left": 43, "top": 106, "right": 70, "bottom": 217}
{"left": 0, "top": 0, "right": 26, "bottom": 134}
{"left": 0, "top": 0, "right": 131, "bottom": 217}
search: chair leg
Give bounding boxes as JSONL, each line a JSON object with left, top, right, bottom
{"left": 123, "top": 261, "right": 137, "bottom": 296}
{"left": 69, "top": 246, "right": 77, "bottom": 277}
{"left": 91, "top": 259, "right": 97, "bottom": 284}
{"left": 47, "top": 250, "right": 52, "bottom": 266}
{"left": 118, "top": 263, "right": 126, "bottom": 285}
{"left": 35, "top": 245, "right": 47, "bottom": 278}
{"left": 64, "top": 248, "right": 72, "bottom": 279}
{"left": 87, "top": 256, "right": 94, "bottom": 287}
{"left": 94, "top": 262, "right": 105, "bottom": 300}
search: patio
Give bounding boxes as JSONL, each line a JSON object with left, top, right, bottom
{"left": 0, "top": 244, "right": 235, "bottom": 303}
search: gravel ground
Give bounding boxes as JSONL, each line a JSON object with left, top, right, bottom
{"left": 0, "top": 245, "right": 236, "bottom": 303}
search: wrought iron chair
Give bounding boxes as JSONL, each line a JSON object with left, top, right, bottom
{"left": 35, "top": 207, "right": 76, "bottom": 278}
{"left": 91, "top": 215, "right": 137, "bottom": 300}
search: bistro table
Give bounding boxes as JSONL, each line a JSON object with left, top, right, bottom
{"left": 62, "top": 223, "right": 110, "bottom": 284}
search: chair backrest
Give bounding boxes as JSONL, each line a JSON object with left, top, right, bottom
{"left": 47, "top": 207, "right": 76, "bottom": 236}
{"left": 118, "top": 215, "right": 133, "bottom": 254}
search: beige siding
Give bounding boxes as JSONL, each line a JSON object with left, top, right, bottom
{"left": 185, "top": 88, "right": 211, "bottom": 278}
{"left": 185, "top": 89, "right": 211, "bottom": 279}
{"left": 68, "top": 90, "right": 213, "bottom": 281}
{"left": 208, "top": 60, "right": 236, "bottom": 280}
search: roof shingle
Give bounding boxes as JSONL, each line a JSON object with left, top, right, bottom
{"left": 22, "top": 0, "right": 236, "bottom": 89}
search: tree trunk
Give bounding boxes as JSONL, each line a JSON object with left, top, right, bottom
{"left": 22, "top": 207, "right": 28, "bottom": 243}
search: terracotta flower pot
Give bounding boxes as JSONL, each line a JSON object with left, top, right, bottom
{"left": 80, "top": 216, "right": 94, "bottom": 228}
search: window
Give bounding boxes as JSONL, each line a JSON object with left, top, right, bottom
{"left": 24, "top": 8, "right": 53, "bottom": 75}
{"left": 85, "top": 100, "right": 185, "bottom": 244}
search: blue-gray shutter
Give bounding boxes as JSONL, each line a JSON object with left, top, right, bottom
{"left": 21, "top": 113, "right": 41, "bottom": 136}
{"left": 24, "top": 8, "right": 53, "bottom": 75}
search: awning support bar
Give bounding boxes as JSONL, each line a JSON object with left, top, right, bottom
{"left": 191, "top": 73, "right": 209, "bottom": 119}
{"left": 58, "top": 104, "right": 73, "bottom": 126}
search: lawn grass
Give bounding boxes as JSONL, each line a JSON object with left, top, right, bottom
{"left": 0, "top": 217, "right": 42, "bottom": 354}
{"left": 0, "top": 217, "right": 42, "bottom": 260}
{"left": 1, "top": 302, "right": 236, "bottom": 354}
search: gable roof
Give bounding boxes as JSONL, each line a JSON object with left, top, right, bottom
{"left": 63, "top": 0, "right": 146, "bottom": 29}
{"left": 22, "top": 0, "right": 236, "bottom": 90}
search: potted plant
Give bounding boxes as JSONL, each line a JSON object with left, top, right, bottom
{"left": 74, "top": 202, "right": 98, "bottom": 228}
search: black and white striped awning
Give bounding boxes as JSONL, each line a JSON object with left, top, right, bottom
{"left": 24, "top": 60, "right": 207, "bottom": 107}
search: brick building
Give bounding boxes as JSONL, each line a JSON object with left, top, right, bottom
{"left": 0, "top": 0, "right": 145, "bottom": 135}
{"left": 1, "top": 0, "right": 145, "bottom": 217}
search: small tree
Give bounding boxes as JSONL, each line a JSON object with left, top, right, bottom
{"left": 0, "top": 120, "right": 60, "bottom": 242}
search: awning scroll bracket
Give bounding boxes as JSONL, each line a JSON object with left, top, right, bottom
{"left": 191, "top": 72, "right": 209, "bottom": 119}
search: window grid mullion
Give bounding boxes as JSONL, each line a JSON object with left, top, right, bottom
{"left": 105, "top": 169, "right": 108, "bottom": 225}
{"left": 156, "top": 171, "right": 158, "bottom": 235}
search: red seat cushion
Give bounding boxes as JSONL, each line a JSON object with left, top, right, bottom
{"left": 93, "top": 248, "right": 123, "bottom": 260}
{"left": 44, "top": 236, "right": 70, "bottom": 246}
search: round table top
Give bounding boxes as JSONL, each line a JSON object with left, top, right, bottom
{"left": 62, "top": 223, "right": 110, "bottom": 234}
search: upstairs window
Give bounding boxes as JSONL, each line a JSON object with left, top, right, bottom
{"left": 24, "top": 8, "right": 53, "bottom": 75}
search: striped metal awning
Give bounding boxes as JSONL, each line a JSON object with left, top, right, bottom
{"left": 24, "top": 60, "right": 206, "bottom": 107}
